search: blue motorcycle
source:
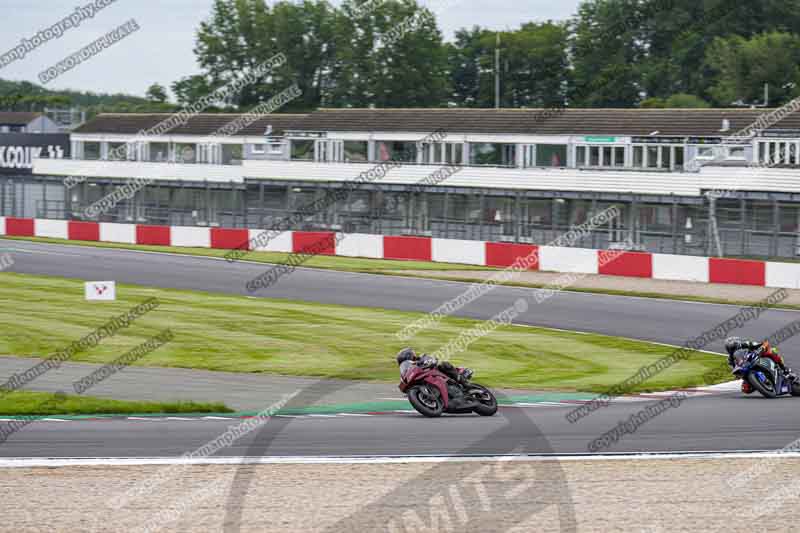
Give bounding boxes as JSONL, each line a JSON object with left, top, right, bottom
{"left": 732, "top": 347, "right": 800, "bottom": 398}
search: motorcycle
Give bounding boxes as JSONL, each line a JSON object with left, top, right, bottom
{"left": 398, "top": 357, "right": 498, "bottom": 417}
{"left": 731, "top": 347, "right": 800, "bottom": 399}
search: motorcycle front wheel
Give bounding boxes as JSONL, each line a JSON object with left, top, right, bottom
{"left": 469, "top": 384, "right": 498, "bottom": 416}
{"left": 408, "top": 385, "right": 444, "bottom": 418}
{"left": 747, "top": 370, "right": 778, "bottom": 398}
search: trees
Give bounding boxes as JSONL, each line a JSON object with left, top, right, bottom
{"left": 146, "top": 83, "right": 168, "bottom": 103}
{"left": 446, "top": 23, "right": 570, "bottom": 108}
{"left": 330, "top": 0, "right": 448, "bottom": 108}
{"left": 192, "top": 0, "right": 339, "bottom": 111}
{"left": 7, "top": 0, "right": 800, "bottom": 112}
{"left": 636, "top": 0, "right": 800, "bottom": 102}
{"left": 706, "top": 32, "right": 800, "bottom": 107}
{"left": 570, "top": 0, "right": 643, "bottom": 107}
{"left": 446, "top": 26, "right": 489, "bottom": 107}
{"left": 189, "top": 0, "right": 450, "bottom": 110}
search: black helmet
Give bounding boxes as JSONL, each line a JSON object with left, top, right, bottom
{"left": 725, "top": 337, "right": 745, "bottom": 356}
{"left": 396, "top": 347, "right": 416, "bottom": 366}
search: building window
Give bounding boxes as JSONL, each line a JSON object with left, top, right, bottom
{"left": 727, "top": 146, "right": 746, "bottom": 160}
{"left": 614, "top": 146, "right": 625, "bottom": 167}
{"left": 268, "top": 142, "right": 284, "bottom": 155}
{"left": 343, "top": 141, "right": 368, "bottom": 162}
{"left": 674, "top": 147, "right": 684, "bottom": 169}
{"left": 421, "top": 142, "right": 442, "bottom": 164}
{"left": 632, "top": 145, "right": 683, "bottom": 170}
{"left": 634, "top": 146, "right": 644, "bottom": 167}
{"left": 107, "top": 142, "right": 127, "bottom": 161}
{"left": 290, "top": 140, "right": 314, "bottom": 160}
{"left": 469, "top": 143, "right": 516, "bottom": 166}
{"left": 252, "top": 144, "right": 266, "bottom": 154}
{"left": 589, "top": 146, "right": 600, "bottom": 166}
{"left": 536, "top": 144, "right": 567, "bottom": 167}
{"left": 576, "top": 146, "right": 587, "bottom": 166}
{"left": 222, "top": 144, "right": 243, "bottom": 165}
{"left": 376, "top": 141, "right": 417, "bottom": 162}
{"left": 84, "top": 142, "right": 101, "bottom": 160}
{"left": 661, "top": 147, "right": 672, "bottom": 169}
{"left": 647, "top": 146, "right": 659, "bottom": 168}
{"left": 149, "top": 142, "right": 169, "bottom": 162}
{"left": 696, "top": 146, "right": 715, "bottom": 160}
{"left": 446, "top": 143, "right": 463, "bottom": 165}
{"left": 577, "top": 144, "right": 623, "bottom": 168}
{"left": 175, "top": 143, "right": 197, "bottom": 164}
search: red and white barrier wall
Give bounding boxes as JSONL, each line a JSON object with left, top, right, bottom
{"left": 2, "top": 216, "right": 799, "bottom": 289}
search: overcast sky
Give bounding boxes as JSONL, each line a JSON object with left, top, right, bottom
{"left": 0, "top": 0, "right": 581, "bottom": 98}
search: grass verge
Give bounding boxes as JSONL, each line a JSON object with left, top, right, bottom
{"left": 0, "top": 271, "right": 729, "bottom": 393}
{"left": 0, "top": 390, "right": 231, "bottom": 415}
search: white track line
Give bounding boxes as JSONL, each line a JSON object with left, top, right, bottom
{"left": 3, "top": 451, "right": 800, "bottom": 468}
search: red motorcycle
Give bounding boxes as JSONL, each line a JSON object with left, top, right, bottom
{"left": 398, "top": 357, "right": 498, "bottom": 417}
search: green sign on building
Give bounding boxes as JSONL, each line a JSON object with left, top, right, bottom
{"left": 583, "top": 136, "right": 617, "bottom": 143}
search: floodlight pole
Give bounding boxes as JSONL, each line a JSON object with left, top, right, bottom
{"left": 495, "top": 33, "right": 501, "bottom": 109}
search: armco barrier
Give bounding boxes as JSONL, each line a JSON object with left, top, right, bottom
{"left": 599, "top": 251, "right": 652, "bottom": 278}
{"left": 5, "top": 217, "right": 34, "bottom": 237}
{"left": 336, "top": 233, "right": 383, "bottom": 259}
{"left": 4, "top": 216, "right": 800, "bottom": 290}
{"left": 171, "top": 226, "right": 211, "bottom": 248}
{"left": 709, "top": 258, "right": 766, "bottom": 286}
{"left": 432, "top": 238, "right": 485, "bottom": 266}
{"left": 292, "top": 231, "right": 336, "bottom": 255}
{"left": 540, "top": 246, "right": 598, "bottom": 274}
{"left": 766, "top": 262, "right": 800, "bottom": 290}
{"left": 35, "top": 219, "right": 68, "bottom": 239}
{"left": 384, "top": 236, "right": 432, "bottom": 261}
{"left": 68, "top": 221, "right": 100, "bottom": 242}
{"left": 211, "top": 228, "right": 250, "bottom": 250}
{"left": 485, "top": 242, "right": 539, "bottom": 269}
{"left": 249, "top": 229, "right": 292, "bottom": 253}
{"left": 101, "top": 222, "right": 137, "bottom": 244}
{"left": 652, "top": 253, "right": 709, "bottom": 283}
{"left": 136, "top": 225, "right": 170, "bottom": 246}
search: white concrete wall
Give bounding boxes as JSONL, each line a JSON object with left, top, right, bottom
{"left": 652, "top": 254, "right": 710, "bottom": 283}
{"left": 0, "top": 217, "right": 5, "bottom": 236}
{"left": 171, "top": 226, "right": 211, "bottom": 248}
{"left": 34, "top": 219, "right": 68, "bottom": 239}
{"left": 336, "top": 233, "right": 383, "bottom": 259}
{"left": 539, "top": 246, "right": 598, "bottom": 274}
{"left": 766, "top": 262, "right": 800, "bottom": 289}
{"left": 33, "top": 159, "right": 244, "bottom": 183}
{"left": 249, "top": 229, "right": 293, "bottom": 253}
{"left": 99, "top": 222, "right": 137, "bottom": 244}
{"left": 432, "top": 238, "right": 485, "bottom": 265}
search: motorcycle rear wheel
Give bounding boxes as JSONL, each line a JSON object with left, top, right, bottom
{"left": 791, "top": 381, "right": 800, "bottom": 397}
{"left": 747, "top": 370, "right": 778, "bottom": 398}
{"left": 469, "top": 384, "right": 498, "bottom": 416}
{"left": 408, "top": 385, "right": 444, "bottom": 418}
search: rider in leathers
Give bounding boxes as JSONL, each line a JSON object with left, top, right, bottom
{"left": 396, "top": 348, "right": 473, "bottom": 384}
{"left": 725, "top": 337, "right": 796, "bottom": 394}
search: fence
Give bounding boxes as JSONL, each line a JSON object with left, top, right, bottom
{"left": 2, "top": 175, "right": 799, "bottom": 260}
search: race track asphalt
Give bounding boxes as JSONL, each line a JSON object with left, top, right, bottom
{"left": 2, "top": 239, "right": 800, "bottom": 457}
